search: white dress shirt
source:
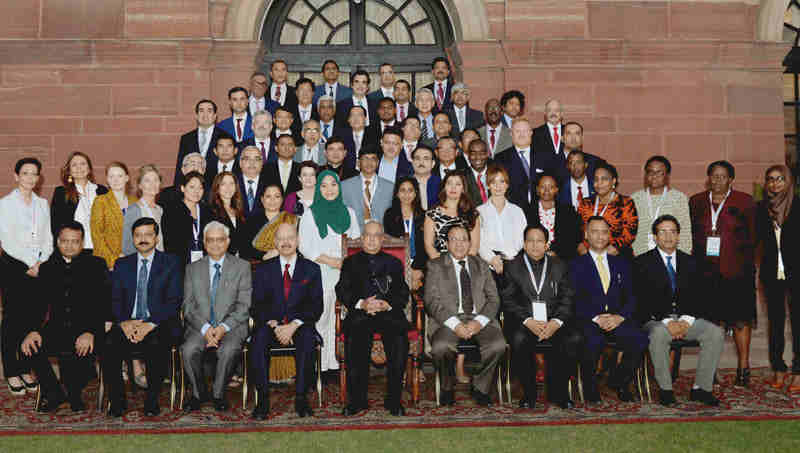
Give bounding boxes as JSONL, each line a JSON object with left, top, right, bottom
{"left": 402, "top": 140, "right": 417, "bottom": 161}
{"left": 278, "top": 159, "right": 292, "bottom": 191}
{"left": 0, "top": 189, "right": 53, "bottom": 267}
{"left": 657, "top": 247, "right": 695, "bottom": 326}
{"left": 380, "top": 86, "right": 394, "bottom": 99}
{"left": 279, "top": 254, "right": 304, "bottom": 325}
{"left": 249, "top": 96, "right": 268, "bottom": 115}
{"left": 74, "top": 182, "right": 98, "bottom": 250}
{"left": 444, "top": 256, "right": 490, "bottom": 330}
{"left": 202, "top": 255, "right": 231, "bottom": 334}
{"left": 439, "top": 162, "right": 456, "bottom": 180}
{"left": 197, "top": 126, "right": 214, "bottom": 157}
{"left": 325, "top": 82, "right": 339, "bottom": 100}
{"left": 378, "top": 156, "right": 399, "bottom": 183}
{"left": 217, "top": 159, "right": 234, "bottom": 174}
{"left": 353, "top": 129, "right": 364, "bottom": 155}
{"left": 352, "top": 96, "right": 370, "bottom": 125}
{"left": 454, "top": 105, "right": 467, "bottom": 131}
{"left": 571, "top": 177, "right": 590, "bottom": 209}
{"left": 477, "top": 201, "right": 526, "bottom": 264}
{"left": 232, "top": 113, "right": 248, "bottom": 142}
{"left": 297, "top": 104, "right": 313, "bottom": 123}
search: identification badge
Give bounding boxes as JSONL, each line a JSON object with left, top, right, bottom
{"left": 647, "top": 232, "right": 656, "bottom": 250}
{"left": 190, "top": 251, "right": 204, "bottom": 263}
{"left": 531, "top": 300, "right": 547, "bottom": 322}
{"left": 706, "top": 236, "right": 721, "bottom": 257}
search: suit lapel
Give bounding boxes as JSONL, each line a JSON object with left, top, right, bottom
{"left": 199, "top": 256, "right": 211, "bottom": 299}
{"left": 468, "top": 256, "right": 482, "bottom": 313}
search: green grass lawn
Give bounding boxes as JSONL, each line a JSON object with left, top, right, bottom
{"left": 6, "top": 420, "right": 800, "bottom": 452}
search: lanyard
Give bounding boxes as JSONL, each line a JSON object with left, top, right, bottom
{"left": 709, "top": 189, "right": 731, "bottom": 232}
{"left": 403, "top": 217, "right": 413, "bottom": 234}
{"left": 524, "top": 255, "right": 548, "bottom": 298}
{"left": 646, "top": 186, "right": 667, "bottom": 220}
{"left": 593, "top": 192, "right": 617, "bottom": 217}
{"left": 192, "top": 209, "right": 201, "bottom": 245}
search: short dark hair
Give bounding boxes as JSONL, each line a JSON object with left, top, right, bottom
{"left": 586, "top": 215, "right": 610, "bottom": 228}
{"left": 298, "top": 160, "right": 319, "bottom": 175}
{"left": 461, "top": 127, "right": 480, "bottom": 139}
{"left": 321, "top": 59, "right": 339, "bottom": 72}
{"left": 707, "top": 160, "right": 735, "bottom": 179}
{"left": 181, "top": 171, "right": 205, "bottom": 188}
{"left": 412, "top": 144, "right": 434, "bottom": 159}
{"left": 382, "top": 126, "right": 403, "bottom": 141}
{"left": 378, "top": 97, "right": 396, "bottom": 108}
{"left": 325, "top": 136, "right": 346, "bottom": 150}
{"left": 436, "top": 135, "right": 458, "bottom": 149}
{"left": 350, "top": 69, "right": 370, "bottom": 86}
{"left": 15, "top": 157, "right": 42, "bottom": 175}
{"left": 445, "top": 224, "right": 469, "bottom": 241}
{"left": 56, "top": 220, "right": 85, "bottom": 239}
{"left": 500, "top": 90, "right": 526, "bottom": 112}
{"left": 349, "top": 105, "right": 367, "bottom": 118}
{"left": 295, "top": 77, "right": 315, "bottom": 91}
{"left": 564, "top": 121, "right": 583, "bottom": 134}
{"left": 524, "top": 224, "right": 549, "bottom": 243}
{"left": 228, "top": 86, "right": 248, "bottom": 99}
{"left": 400, "top": 116, "right": 420, "bottom": 129}
{"left": 379, "top": 62, "right": 393, "bottom": 70}
{"left": 195, "top": 99, "right": 217, "bottom": 114}
{"left": 132, "top": 217, "right": 159, "bottom": 236}
{"left": 359, "top": 143, "right": 380, "bottom": 159}
{"left": 250, "top": 71, "right": 267, "bottom": 80}
{"left": 277, "top": 134, "right": 296, "bottom": 145}
{"left": 567, "top": 149, "right": 586, "bottom": 163}
{"left": 275, "top": 106, "right": 294, "bottom": 118}
{"left": 394, "top": 79, "right": 411, "bottom": 91}
{"left": 645, "top": 155, "right": 672, "bottom": 174}
{"left": 431, "top": 56, "right": 450, "bottom": 71}
{"left": 270, "top": 59, "right": 287, "bottom": 71}
{"left": 593, "top": 162, "right": 618, "bottom": 182}
{"left": 215, "top": 133, "right": 235, "bottom": 146}
{"left": 652, "top": 214, "right": 680, "bottom": 235}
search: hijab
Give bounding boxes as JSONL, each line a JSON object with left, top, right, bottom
{"left": 766, "top": 164, "right": 795, "bottom": 226}
{"left": 309, "top": 170, "right": 351, "bottom": 238}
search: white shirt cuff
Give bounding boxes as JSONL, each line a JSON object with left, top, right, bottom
{"left": 444, "top": 316, "right": 461, "bottom": 331}
{"left": 661, "top": 318, "right": 673, "bottom": 326}
{"left": 220, "top": 322, "right": 231, "bottom": 332}
{"left": 551, "top": 318, "right": 563, "bottom": 327}
{"left": 679, "top": 315, "right": 695, "bottom": 326}
{"left": 592, "top": 316, "right": 600, "bottom": 323}
{"left": 475, "top": 315, "right": 490, "bottom": 327}
{"left": 355, "top": 299, "right": 365, "bottom": 310}
{"left": 293, "top": 319, "right": 304, "bottom": 326}
{"left": 201, "top": 323, "right": 211, "bottom": 335}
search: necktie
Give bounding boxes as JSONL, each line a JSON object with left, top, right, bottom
{"left": 399, "top": 105, "right": 406, "bottom": 121}
{"left": 553, "top": 126, "right": 559, "bottom": 150}
{"left": 274, "top": 85, "right": 281, "bottom": 102}
{"left": 406, "top": 219, "right": 416, "bottom": 259}
{"left": 135, "top": 259, "right": 149, "bottom": 320}
{"left": 489, "top": 128, "right": 496, "bottom": 151}
{"left": 328, "top": 85, "right": 333, "bottom": 97}
{"left": 283, "top": 263, "right": 291, "bottom": 324}
{"left": 210, "top": 263, "right": 221, "bottom": 326}
{"left": 458, "top": 109, "right": 465, "bottom": 131}
{"left": 323, "top": 123, "right": 330, "bottom": 139}
{"left": 259, "top": 141, "right": 267, "bottom": 161}
{"left": 301, "top": 110, "right": 309, "bottom": 122}
{"left": 476, "top": 173, "right": 487, "bottom": 203}
{"left": 596, "top": 255, "right": 610, "bottom": 294}
{"left": 436, "top": 83, "right": 444, "bottom": 110}
{"left": 518, "top": 149, "right": 530, "bottom": 176}
{"left": 458, "top": 260, "right": 474, "bottom": 315}
{"left": 665, "top": 256, "right": 677, "bottom": 294}
{"left": 236, "top": 118, "right": 243, "bottom": 141}
{"left": 222, "top": 163, "right": 228, "bottom": 173}
{"left": 576, "top": 185, "right": 584, "bottom": 205}
{"left": 247, "top": 180, "right": 255, "bottom": 211}
{"left": 421, "top": 117, "right": 429, "bottom": 139}
{"left": 199, "top": 129, "right": 207, "bottom": 153}
{"left": 364, "top": 179, "right": 372, "bottom": 219}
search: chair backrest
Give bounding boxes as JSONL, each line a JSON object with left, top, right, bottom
{"left": 343, "top": 233, "right": 409, "bottom": 264}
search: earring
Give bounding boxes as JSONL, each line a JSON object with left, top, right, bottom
{"left": 67, "top": 175, "right": 73, "bottom": 183}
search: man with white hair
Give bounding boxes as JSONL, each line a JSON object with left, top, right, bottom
{"left": 240, "top": 110, "right": 277, "bottom": 164}
{"left": 446, "top": 83, "right": 485, "bottom": 138}
{"left": 181, "top": 221, "right": 252, "bottom": 413}
{"left": 415, "top": 88, "right": 436, "bottom": 140}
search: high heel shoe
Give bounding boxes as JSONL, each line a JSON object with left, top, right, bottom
{"left": 735, "top": 368, "right": 750, "bottom": 388}
{"left": 767, "top": 372, "right": 790, "bottom": 390}
{"left": 788, "top": 375, "right": 800, "bottom": 393}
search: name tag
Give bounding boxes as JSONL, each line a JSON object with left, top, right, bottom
{"left": 647, "top": 232, "right": 656, "bottom": 251}
{"left": 531, "top": 300, "right": 547, "bottom": 322}
{"left": 706, "top": 236, "right": 721, "bottom": 257}
{"left": 190, "top": 251, "right": 204, "bottom": 263}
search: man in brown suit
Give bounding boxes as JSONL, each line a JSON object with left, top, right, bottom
{"left": 424, "top": 225, "right": 507, "bottom": 406}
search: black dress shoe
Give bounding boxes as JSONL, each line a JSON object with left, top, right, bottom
{"left": 439, "top": 390, "right": 455, "bottom": 406}
{"left": 341, "top": 403, "right": 367, "bottom": 416}
{"left": 38, "top": 394, "right": 66, "bottom": 413}
{"left": 553, "top": 399, "right": 575, "bottom": 409}
{"left": 617, "top": 388, "right": 634, "bottom": 402}
{"left": 470, "top": 387, "right": 492, "bottom": 407}
{"left": 251, "top": 393, "right": 270, "bottom": 421}
{"left": 184, "top": 397, "right": 202, "bottom": 413}
{"left": 386, "top": 404, "right": 406, "bottom": 416}
{"left": 295, "top": 397, "right": 313, "bottom": 418}
{"left": 690, "top": 388, "right": 720, "bottom": 406}
{"left": 108, "top": 406, "right": 124, "bottom": 418}
{"left": 734, "top": 368, "right": 750, "bottom": 388}
{"left": 213, "top": 397, "right": 229, "bottom": 412}
{"left": 144, "top": 405, "right": 161, "bottom": 417}
{"left": 659, "top": 390, "right": 677, "bottom": 407}
{"left": 518, "top": 398, "right": 534, "bottom": 409}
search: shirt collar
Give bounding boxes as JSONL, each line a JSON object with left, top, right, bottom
{"left": 588, "top": 249, "right": 608, "bottom": 262}
{"left": 234, "top": 112, "right": 247, "bottom": 121}
{"left": 137, "top": 251, "right": 155, "bottom": 264}
{"left": 280, "top": 254, "right": 297, "bottom": 272}
{"left": 450, "top": 254, "right": 468, "bottom": 269}
{"left": 209, "top": 254, "right": 226, "bottom": 269}
{"left": 658, "top": 247, "right": 676, "bottom": 262}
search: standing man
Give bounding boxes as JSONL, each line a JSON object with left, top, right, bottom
{"left": 295, "top": 120, "right": 327, "bottom": 166}
{"left": 237, "top": 146, "right": 269, "bottom": 219}
{"left": 240, "top": 110, "right": 276, "bottom": 163}
{"left": 415, "top": 88, "right": 437, "bottom": 142}
{"left": 319, "top": 136, "right": 359, "bottom": 181}
{"left": 394, "top": 80, "right": 418, "bottom": 122}
{"left": 313, "top": 59, "right": 352, "bottom": 105}
{"left": 463, "top": 139, "right": 490, "bottom": 207}
{"left": 377, "top": 126, "right": 413, "bottom": 183}
{"left": 554, "top": 121, "right": 604, "bottom": 183}
{"left": 369, "top": 97, "right": 398, "bottom": 136}
{"left": 341, "top": 106, "right": 379, "bottom": 165}
{"left": 341, "top": 146, "right": 393, "bottom": 229}
{"left": 181, "top": 221, "right": 252, "bottom": 412}
{"left": 432, "top": 136, "right": 468, "bottom": 181}
{"left": 293, "top": 78, "right": 318, "bottom": 142}
{"left": 447, "top": 83, "right": 485, "bottom": 138}
{"left": 533, "top": 99, "right": 565, "bottom": 158}
{"left": 368, "top": 63, "right": 396, "bottom": 103}
{"left": 317, "top": 95, "right": 339, "bottom": 144}
{"left": 204, "top": 134, "right": 239, "bottom": 188}
{"left": 424, "top": 56, "right": 453, "bottom": 114}
{"left": 218, "top": 87, "right": 254, "bottom": 145}
{"left": 500, "top": 90, "right": 525, "bottom": 128}
{"left": 478, "top": 99, "right": 511, "bottom": 159}
{"left": 263, "top": 135, "right": 302, "bottom": 195}
{"left": 175, "top": 99, "right": 222, "bottom": 185}
{"left": 269, "top": 59, "right": 298, "bottom": 114}
{"left": 336, "top": 70, "right": 378, "bottom": 127}
{"left": 249, "top": 71, "right": 280, "bottom": 116}
{"left": 558, "top": 149, "right": 595, "bottom": 210}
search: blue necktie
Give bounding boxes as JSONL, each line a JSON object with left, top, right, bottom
{"left": 666, "top": 255, "right": 677, "bottom": 294}
{"left": 518, "top": 149, "right": 531, "bottom": 176}
{"left": 406, "top": 219, "right": 416, "bottom": 259}
{"left": 323, "top": 124, "right": 330, "bottom": 139}
{"left": 247, "top": 180, "right": 255, "bottom": 212}
{"left": 135, "top": 259, "right": 149, "bottom": 320}
{"left": 210, "top": 263, "right": 221, "bottom": 326}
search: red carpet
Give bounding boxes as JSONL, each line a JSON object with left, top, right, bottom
{"left": 1, "top": 367, "right": 799, "bottom": 436}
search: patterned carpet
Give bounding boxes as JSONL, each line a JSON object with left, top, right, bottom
{"left": 1, "top": 367, "right": 799, "bottom": 435}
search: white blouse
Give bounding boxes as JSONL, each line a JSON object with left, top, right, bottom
{"left": 0, "top": 189, "right": 53, "bottom": 267}
{"left": 477, "top": 200, "right": 526, "bottom": 264}
{"left": 74, "top": 182, "right": 98, "bottom": 249}
{"left": 298, "top": 207, "right": 361, "bottom": 261}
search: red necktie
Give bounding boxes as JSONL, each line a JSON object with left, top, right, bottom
{"left": 399, "top": 105, "right": 406, "bottom": 121}
{"left": 236, "top": 118, "right": 243, "bottom": 141}
{"left": 553, "top": 126, "right": 559, "bottom": 149}
{"left": 274, "top": 85, "right": 281, "bottom": 102}
{"left": 282, "top": 263, "right": 291, "bottom": 324}
{"left": 260, "top": 141, "right": 267, "bottom": 161}
{"left": 436, "top": 83, "right": 444, "bottom": 110}
{"left": 476, "top": 173, "right": 487, "bottom": 203}
{"left": 489, "top": 128, "right": 496, "bottom": 151}
{"left": 576, "top": 186, "right": 583, "bottom": 206}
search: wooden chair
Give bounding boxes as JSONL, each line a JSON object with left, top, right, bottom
{"left": 335, "top": 234, "right": 425, "bottom": 407}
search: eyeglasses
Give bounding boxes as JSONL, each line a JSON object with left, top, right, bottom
{"left": 205, "top": 237, "right": 229, "bottom": 244}
{"left": 767, "top": 175, "right": 786, "bottom": 183}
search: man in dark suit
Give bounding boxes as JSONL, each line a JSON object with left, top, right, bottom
{"left": 415, "top": 88, "right": 437, "bottom": 143}
{"left": 248, "top": 71, "right": 280, "bottom": 116}
{"left": 176, "top": 99, "right": 223, "bottom": 185}
{"left": 558, "top": 149, "right": 596, "bottom": 210}
{"left": 237, "top": 145, "right": 269, "bottom": 219}
{"left": 313, "top": 59, "right": 352, "bottom": 106}
{"left": 424, "top": 56, "right": 453, "bottom": 114}
{"left": 464, "top": 138, "right": 490, "bottom": 207}
{"left": 569, "top": 216, "right": 648, "bottom": 403}
{"left": 634, "top": 215, "right": 723, "bottom": 406}
{"left": 368, "top": 62, "right": 396, "bottom": 103}
{"left": 553, "top": 121, "right": 604, "bottom": 189}
{"left": 447, "top": 83, "right": 485, "bottom": 139}
{"left": 218, "top": 87, "right": 254, "bottom": 145}
{"left": 432, "top": 136, "right": 468, "bottom": 181}
{"left": 533, "top": 99, "right": 565, "bottom": 158}
{"left": 104, "top": 218, "right": 182, "bottom": 417}
{"left": 336, "top": 70, "right": 378, "bottom": 127}
{"left": 204, "top": 135, "right": 240, "bottom": 189}
{"left": 319, "top": 136, "right": 359, "bottom": 182}
{"left": 263, "top": 135, "right": 302, "bottom": 195}
{"left": 394, "top": 79, "right": 418, "bottom": 123}
{"left": 250, "top": 223, "right": 323, "bottom": 419}
{"left": 368, "top": 97, "right": 398, "bottom": 137}
{"left": 239, "top": 110, "right": 277, "bottom": 164}
{"left": 424, "top": 225, "right": 507, "bottom": 406}
{"left": 268, "top": 59, "right": 298, "bottom": 115}
{"left": 181, "top": 221, "right": 252, "bottom": 412}
{"left": 377, "top": 126, "right": 413, "bottom": 183}
{"left": 478, "top": 99, "right": 512, "bottom": 159}
{"left": 340, "top": 105, "right": 379, "bottom": 165}
{"left": 500, "top": 90, "right": 525, "bottom": 129}
{"left": 501, "top": 225, "right": 582, "bottom": 409}
{"left": 495, "top": 117, "right": 558, "bottom": 215}
{"left": 336, "top": 221, "right": 410, "bottom": 416}
{"left": 273, "top": 107, "right": 302, "bottom": 146}
{"left": 293, "top": 77, "right": 318, "bottom": 143}
{"left": 316, "top": 95, "right": 339, "bottom": 144}
{"left": 21, "top": 222, "right": 109, "bottom": 412}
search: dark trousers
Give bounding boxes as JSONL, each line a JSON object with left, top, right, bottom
{"left": 579, "top": 319, "right": 648, "bottom": 399}
{"left": 345, "top": 312, "right": 409, "bottom": 408}
{"left": 509, "top": 323, "right": 582, "bottom": 404}
{"left": 250, "top": 324, "right": 317, "bottom": 398}
{"left": 102, "top": 323, "right": 173, "bottom": 411}
{"left": 0, "top": 255, "right": 37, "bottom": 378}
{"left": 30, "top": 330, "right": 94, "bottom": 401}
{"left": 765, "top": 280, "right": 800, "bottom": 374}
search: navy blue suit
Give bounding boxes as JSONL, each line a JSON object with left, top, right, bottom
{"left": 313, "top": 83, "right": 352, "bottom": 106}
{"left": 239, "top": 136, "right": 278, "bottom": 164}
{"left": 569, "top": 252, "right": 648, "bottom": 399}
{"left": 236, "top": 172, "right": 270, "bottom": 220}
{"left": 250, "top": 256, "right": 323, "bottom": 396}
{"left": 218, "top": 114, "right": 254, "bottom": 145}
{"left": 494, "top": 147, "right": 558, "bottom": 218}
{"left": 558, "top": 176, "right": 596, "bottom": 210}
{"left": 379, "top": 152, "right": 413, "bottom": 183}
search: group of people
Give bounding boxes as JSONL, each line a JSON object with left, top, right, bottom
{"left": 0, "top": 56, "right": 797, "bottom": 421}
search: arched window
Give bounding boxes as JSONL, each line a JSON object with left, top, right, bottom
{"left": 259, "top": 0, "right": 455, "bottom": 92}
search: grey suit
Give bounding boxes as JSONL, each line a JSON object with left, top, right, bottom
{"left": 181, "top": 253, "right": 253, "bottom": 399}
{"left": 478, "top": 124, "right": 512, "bottom": 159}
{"left": 424, "top": 254, "right": 507, "bottom": 394}
{"left": 340, "top": 175, "right": 393, "bottom": 231}
{"left": 294, "top": 144, "right": 327, "bottom": 166}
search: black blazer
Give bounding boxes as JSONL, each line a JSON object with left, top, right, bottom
{"left": 446, "top": 106, "right": 485, "bottom": 137}
{"left": 291, "top": 104, "right": 320, "bottom": 144}
{"left": 634, "top": 248, "right": 705, "bottom": 323}
{"left": 383, "top": 206, "right": 428, "bottom": 271}
{"left": 532, "top": 123, "right": 565, "bottom": 157}
{"left": 157, "top": 185, "right": 183, "bottom": 210}
{"left": 335, "top": 97, "right": 380, "bottom": 128}
{"left": 262, "top": 161, "right": 302, "bottom": 196}
{"left": 431, "top": 155, "right": 469, "bottom": 181}
{"left": 424, "top": 80, "right": 453, "bottom": 114}
{"left": 204, "top": 158, "right": 241, "bottom": 190}
{"left": 756, "top": 196, "right": 800, "bottom": 283}
{"left": 236, "top": 172, "right": 270, "bottom": 220}
{"left": 501, "top": 254, "right": 574, "bottom": 328}
{"left": 209, "top": 209, "right": 244, "bottom": 257}
{"left": 270, "top": 83, "right": 298, "bottom": 114}
{"left": 340, "top": 127, "right": 380, "bottom": 161}
{"left": 239, "top": 136, "right": 278, "bottom": 164}
{"left": 161, "top": 201, "right": 212, "bottom": 264}
{"left": 175, "top": 127, "right": 224, "bottom": 185}
{"left": 494, "top": 146, "right": 558, "bottom": 214}
{"left": 50, "top": 184, "right": 109, "bottom": 237}
{"left": 462, "top": 167, "right": 486, "bottom": 207}
{"left": 527, "top": 201, "right": 583, "bottom": 260}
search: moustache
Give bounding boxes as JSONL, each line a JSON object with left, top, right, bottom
{"left": 137, "top": 242, "right": 151, "bottom": 246}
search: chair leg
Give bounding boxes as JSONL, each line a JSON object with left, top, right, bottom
{"left": 496, "top": 366, "right": 503, "bottom": 406}
{"left": 505, "top": 349, "right": 512, "bottom": 405}
{"left": 316, "top": 346, "right": 323, "bottom": 408}
{"left": 242, "top": 347, "right": 249, "bottom": 411}
{"left": 178, "top": 351, "right": 186, "bottom": 411}
{"left": 339, "top": 359, "right": 347, "bottom": 406}
{"left": 170, "top": 348, "right": 177, "bottom": 411}
{"left": 576, "top": 363, "right": 584, "bottom": 404}
{"left": 96, "top": 360, "right": 104, "bottom": 414}
{"left": 410, "top": 355, "right": 419, "bottom": 408}
{"left": 643, "top": 354, "right": 652, "bottom": 403}
{"left": 434, "top": 366, "right": 441, "bottom": 407}
{"left": 34, "top": 384, "right": 42, "bottom": 412}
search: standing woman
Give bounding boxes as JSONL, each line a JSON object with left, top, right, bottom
{"left": 240, "top": 184, "right": 297, "bottom": 261}
{"left": 208, "top": 171, "right": 245, "bottom": 256}
{"left": 299, "top": 170, "right": 361, "bottom": 372}
{"left": 383, "top": 176, "right": 428, "bottom": 291}
{"left": 690, "top": 160, "right": 756, "bottom": 387}
{"left": 577, "top": 162, "right": 639, "bottom": 259}
{"left": 122, "top": 164, "right": 164, "bottom": 256}
{"left": 283, "top": 161, "right": 318, "bottom": 217}
{"left": 533, "top": 173, "right": 582, "bottom": 260}
{"left": 757, "top": 164, "right": 800, "bottom": 391}
{"left": 423, "top": 171, "right": 480, "bottom": 259}
{"left": 92, "top": 162, "right": 137, "bottom": 270}
{"left": 51, "top": 151, "right": 108, "bottom": 251}
{"left": 0, "top": 158, "right": 53, "bottom": 395}
{"left": 162, "top": 171, "right": 211, "bottom": 265}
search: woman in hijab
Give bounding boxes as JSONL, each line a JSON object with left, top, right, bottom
{"left": 298, "top": 170, "right": 361, "bottom": 372}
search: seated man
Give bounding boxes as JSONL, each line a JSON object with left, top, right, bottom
{"left": 634, "top": 215, "right": 723, "bottom": 406}
{"left": 501, "top": 225, "right": 582, "bottom": 409}
{"left": 336, "top": 221, "right": 410, "bottom": 416}
{"left": 250, "top": 223, "right": 323, "bottom": 420}
{"left": 425, "top": 225, "right": 507, "bottom": 406}
{"left": 21, "top": 221, "right": 110, "bottom": 412}
{"left": 104, "top": 218, "right": 182, "bottom": 417}
{"left": 181, "top": 221, "right": 252, "bottom": 412}
{"left": 570, "top": 216, "right": 648, "bottom": 403}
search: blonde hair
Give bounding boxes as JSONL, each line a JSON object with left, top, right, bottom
{"left": 136, "top": 164, "right": 162, "bottom": 198}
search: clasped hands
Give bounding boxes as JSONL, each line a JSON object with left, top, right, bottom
{"left": 363, "top": 296, "right": 390, "bottom": 316}
{"left": 120, "top": 319, "right": 155, "bottom": 344}
{"left": 268, "top": 320, "right": 299, "bottom": 346}
{"left": 665, "top": 320, "right": 690, "bottom": 340}
{"left": 594, "top": 314, "right": 624, "bottom": 332}
{"left": 204, "top": 325, "right": 228, "bottom": 348}
{"left": 454, "top": 320, "right": 483, "bottom": 340}
{"left": 21, "top": 331, "right": 95, "bottom": 357}
{"left": 524, "top": 319, "right": 561, "bottom": 341}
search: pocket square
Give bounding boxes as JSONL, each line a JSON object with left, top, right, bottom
{"left": 300, "top": 279, "right": 310, "bottom": 285}
{"left": 535, "top": 168, "right": 544, "bottom": 173}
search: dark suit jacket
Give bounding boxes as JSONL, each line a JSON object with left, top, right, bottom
{"left": 756, "top": 196, "right": 800, "bottom": 283}
{"left": 527, "top": 201, "right": 583, "bottom": 260}
{"left": 395, "top": 103, "right": 418, "bottom": 122}
{"left": 262, "top": 160, "right": 302, "bottom": 195}
{"left": 313, "top": 83, "right": 352, "bottom": 105}
{"left": 501, "top": 254, "right": 574, "bottom": 328}
{"left": 218, "top": 114, "right": 254, "bottom": 145}
{"left": 251, "top": 256, "right": 323, "bottom": 329}
{"left": 50, "top": 185, "right": 109, "bottom": 236}
{"left": 494, "top": 146, "right": 558, "bottom": 213}
{"left": 383, "top": 207, "right": 428, "bottom": 271}
{"left": 634, "top": 248, "right": 705, "bottom": 323}
{"left": 431, "top": 155, "right": 469, "bottom": 181}
{"left": 237, "top": 172, "right": 270, "bottom": 219}
{"left": 558, "top": 176, "right": 596, "bottom": 208}
{"left": 340, "top": 127, "right": 379, "bottom": 165}
{"left": 446, "top": 106, "right": 485, "bottom": 137}
{"left": 270, "top": 83, "right": 298, "bottom": 114}
{"left": 424, "top": 80, "right": 453, "bottom": 114}
{"left": 335, "top": 97, "right": 379, "bottom": 128}
{"left": 239, "top": 136, "right": 278, "bottom": 164}
{"left": 378, "top": 153, "right": 414, "bottom": 182}
{"left": 569, "top": 252, "right": 636, "bottom": 323}
{"left": 533, "top": 123, "right": 564, "bottom": 157}
{"left": 319, "top": 163, "right": 360, "bottom": 182}
{"left": 110, "top": 250, "right": 182, "bottom": 325}
{"left": 335, "top": 251, "right": 411, "bottom": 333}
{"left": 463, "top": 167, "right": 487, "bottom": 207}
{"left": 555, "top": 150, "right": 605, "bottom": 191}
{"left": 247, "top": 96, "right": 280, "bottom": 116}
{"left": 204, "top": 159, "right": 241, "bottom": 190}
{"left": 176, "top": 127, "right": 225, "bottom": 185}
{"left": 291, "top": 103, "right": 319, "bottom": 144}
{"left": 161, "top": 201, "right": 212, "bottom": 264}
{"left": 157, "top": 185, "right": 183, "bottom": 210}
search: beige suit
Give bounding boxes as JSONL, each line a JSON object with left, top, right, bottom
{"left": 424, "top": 254, "right": 507, "bottom": 394}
